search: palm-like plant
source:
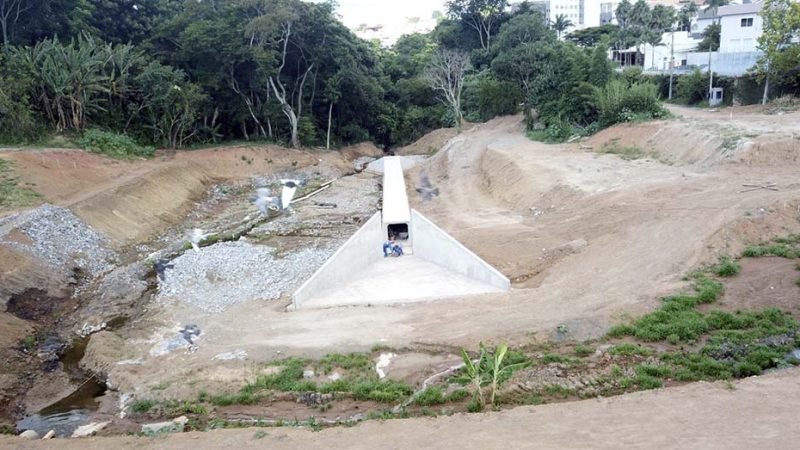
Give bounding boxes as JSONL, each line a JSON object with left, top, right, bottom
{"left": 457, "top": 342, "right": 530, "bottom": 411}
{"left": 552, "top": 14, "right": 573, "bottom": 39}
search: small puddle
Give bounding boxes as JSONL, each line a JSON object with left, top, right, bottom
{"left": 16, "top": 337, "right": 107, "bottom": 437}
{"left": 16, "top": 378, "right": 107, "bottom": 437}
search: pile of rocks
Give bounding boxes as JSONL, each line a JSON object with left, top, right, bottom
{"left": 156, "top": 241, "right": 334, "bottom": 313}
{"left": 0, "top": 204, "right": 116, "bottom": 277}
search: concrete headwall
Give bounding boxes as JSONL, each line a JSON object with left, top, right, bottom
{"left": 410, "top": 209, "right": 510, "bottom": 290}
{"left": 293, "top": 212, "right": 383, "bottom": 309}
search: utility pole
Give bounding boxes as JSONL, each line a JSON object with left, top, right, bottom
{"left": 668, "top": 27, "right": 675, "bottom": 100}
{"left": 707, "top": 15, "right": 718, "bottom": 101}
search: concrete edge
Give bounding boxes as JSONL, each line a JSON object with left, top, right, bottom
{"left": 411, "top": 209, "right": 510, "bottom": 290}
{"left": 292, "top": 211, "right": 382, "bottom": 310}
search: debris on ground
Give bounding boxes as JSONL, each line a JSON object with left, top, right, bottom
{"left": 156, "top": 241, "right": 335, "bottom": 313}
{"left": 0, "top": 204, "right": 116, "bottom": 277}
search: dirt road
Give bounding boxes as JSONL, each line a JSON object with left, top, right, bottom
{"left": 6, "top": 367, "right": 800, "bottom": 449}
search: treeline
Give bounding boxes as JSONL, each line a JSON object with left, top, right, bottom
{"left": 0, "top": 0, "right": 667, "bottom": 150}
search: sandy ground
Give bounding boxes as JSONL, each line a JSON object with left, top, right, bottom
{"left": 3, "top": 105, "right": 800, "bottom": 438}
{"left": 81, "top": 105, "right": 800, "bottom": 396}
{"left": 5, "top": 367, "right": 800, "bottom": 449}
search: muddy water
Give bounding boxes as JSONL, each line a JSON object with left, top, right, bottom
{"left": 16, "top": 337, "right": 108, "bottom": 437}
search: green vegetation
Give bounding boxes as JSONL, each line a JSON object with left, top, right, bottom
{"left": 0, "top": 423, "right": 15, "bottom": 435}
{"left": 414, "top": 387, "right": 446, "bottom": 406}
{"left": 455, "top": 342, "right": 530, "bottom": 411}
{"left": 607, "top": 343, "right": 655, "bottom": 357}
{"left": 0, "top": 158, "right": 41, "bottom": 210}
{"left": 573, "top": 344, "right": 595, "bottom": 357}
{"left": 742, "top": 235, "right": 800, "bottom": 259}
{"left": 76, "top": 129, "right": 155, "bottom": 159}
{"left": 607, "top": 262, "right": 799, "bottom": 383}
{"left": 607, "top": 275, "right": 725, "bottom": 342}
{"left": 599, "top": 141, "right": 647, "bottom": 161}
{"left": 712, "top": 257, "right": 741, "bottom": 277}
{"left": 131, "top": 399, "right": 156, "bottom": 413}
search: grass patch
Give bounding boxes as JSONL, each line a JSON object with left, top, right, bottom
{"left": 541, "top": 353, "right": 579, "bottom": 365}
{"left": 607, "top": 275, "right": 725, "bottom": 342}
{"left": 573, "top": 344, "right": 595, "bottom": 357}
{"left": 131, "top": 399, "right": 156, "bottom": 413}
{"left": 350, "top": 380, "right": 413, "bottom": 403}
{"left": 243, "top": 358, "right": 317, "bottom": 393}
{"left": 712, "top": 256, "right": 740, "bottom": 277}
{"left": 742, "top": 235, "right": 800, "bottom": 259}
{"left": 444, "top": 389, "right": 469, "bottom": 402}
{"left": 316, "top": 353, "right": 373, "bottom": 376}
{"left": 414, "top": 387, "right": 445, "bottom": 406}
{"left": 0, "top": 158, "right": 41, "bottom": 210}
{"left": 76, "top": 129, "right": 154, "bottom": 159}
{"left": 607, "top": 343, "right": 655, "bottom": 357}
{"left": 210, "top": 392, "right": 262, "bottom": 406}
{"left": 599, "top": 141, "right": 647, "bottom": 161}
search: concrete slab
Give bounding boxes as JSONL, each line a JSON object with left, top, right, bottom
{"left": 298, "top": 256, "right": 504, "bottom": 309}
{"left": 365, "top": 156, "right": 427, "bottom": 174}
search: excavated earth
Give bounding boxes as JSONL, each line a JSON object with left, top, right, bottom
{"left": 1, "top": 104, "right": 800, "bottom": 445}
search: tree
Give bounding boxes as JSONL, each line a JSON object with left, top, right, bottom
{"left": 552, "top": 14, "right": 573, "bottom": 39}
{"left": 424, "top": 48, "right": 470, "bottom": 128}
{"left": 757, "top": 0, "right": 800, "bottom": 104}
{"left": 696, "top": 22, "right": 720, "bottom": 51}
{"left": 0, "top": 0, "right": 28, "bottom": 49}
{"left": 677, "top": 3, "right": 698, "bottom": 32}
{"left": 445, "top": 0, "right": 508, "bottom": 49}
{"left": 588, "top": 45, "right": 613, "bottom": 86}
{"left": 324, "top": 72, "right": 342, "bottom": 149}
{"left": 566, "top": 24, "right": 620, "bottom": 47}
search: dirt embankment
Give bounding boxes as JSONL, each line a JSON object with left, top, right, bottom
{"left": 5, "top": 367, "right": 800, "bottom": 449}
{"left": 585, "top": 105, "right": 800, "bottom": 169}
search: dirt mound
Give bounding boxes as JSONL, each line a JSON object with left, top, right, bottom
{"left": 585, "top": 120, "right": 737, "bottom": 168}
{"left": 338, "top": 142, "right": 384, "bottom": 161}
{"left": 396, "top": 127, "right": 462, "bottom": 156}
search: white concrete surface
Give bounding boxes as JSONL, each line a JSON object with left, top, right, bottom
{"left": 381, "top": 156, "right": 411, "bottom": 226}
{"left": 298, "top": 255, "right": 505, "bottom": 309}
{"left": 365, "top": 156, "right": 427, "bottom": 174}
{"left": 411, "top": 209, "right": 510, "bottom": 290}
{"left": 292, "top": 212, "right": 383, "bottom": 309}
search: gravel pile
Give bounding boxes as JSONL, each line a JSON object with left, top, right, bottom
{"left": 157, "top": 241, "right": 334, "bottom": 313}
{"left": 0, "top": 204, "right": 116, "bottom": 277}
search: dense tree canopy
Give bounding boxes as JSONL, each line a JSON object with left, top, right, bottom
{"left": 0, "top": 0, "right": 676, "bottom": 148}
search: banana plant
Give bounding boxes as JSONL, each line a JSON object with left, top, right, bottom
{"left": 457, "top": 342, "right": 530, "bottom": 411}
{"left": 487, "top": 342, "right": 529, "bottom": 407}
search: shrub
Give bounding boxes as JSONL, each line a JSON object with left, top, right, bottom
{"left": 76, "top": 129, "right": 155, "bottom": 159}
{"left": 593, "top": 79, "right": 666, "bottom": 128}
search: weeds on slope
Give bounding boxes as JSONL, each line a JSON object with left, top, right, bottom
{"left": 0, "top": 158, "right": 41, "bottom": 210}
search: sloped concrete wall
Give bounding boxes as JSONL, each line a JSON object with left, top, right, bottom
{"left": 293, "top": 212, "right": 383, "bottom": 309}
{"left": 410, "top": 209, "right": 510, "bottom": 290}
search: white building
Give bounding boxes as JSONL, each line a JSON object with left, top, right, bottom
{"left": 718, "top": 1, "right": 764, "bottom": 52}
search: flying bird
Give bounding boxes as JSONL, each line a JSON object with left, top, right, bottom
{"left": 280, "top": 179, "right": 306, "bottom": 210}
{"left": 251, "top": 188, "right": 281, "bottom": 216}
{"left": 188, "top": 228, "right": 216, "bottom": 252}
{"left": 154, "top": 259, "right": 175, "bottom": 282}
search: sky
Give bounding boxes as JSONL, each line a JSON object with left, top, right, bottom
{"left": 311, "top": 0, "right": 448, "bottom": 44}
{"left": 328, "top": 0, "right": 447, "bottom": 28}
